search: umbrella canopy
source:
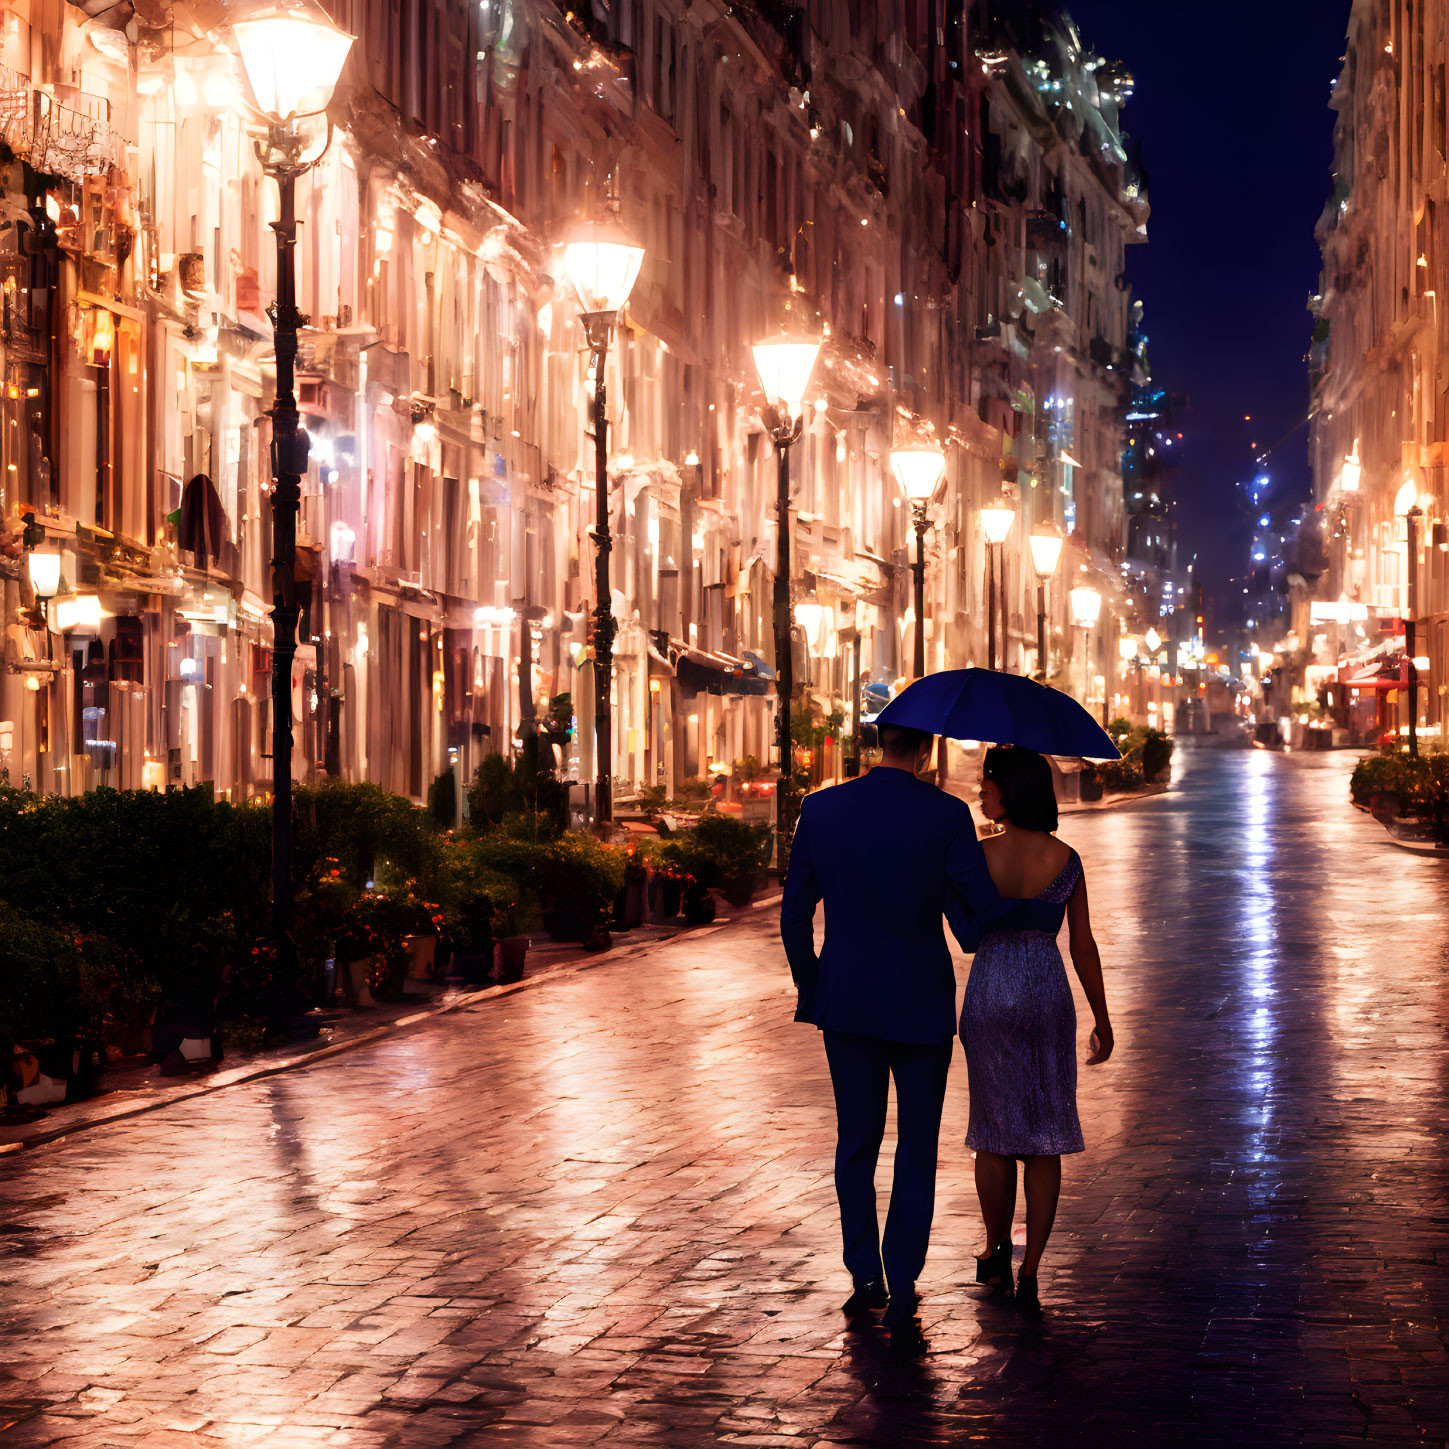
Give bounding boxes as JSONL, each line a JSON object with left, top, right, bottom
{"left": 876, "top": 669, "right": 1121, "bottom": 760}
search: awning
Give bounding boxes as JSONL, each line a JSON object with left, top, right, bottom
{"left": 672, "top": 643, "right": 774, "bottom": 697}
{"left": 1339, "top": 643, "right": 1407, "bottom": 692}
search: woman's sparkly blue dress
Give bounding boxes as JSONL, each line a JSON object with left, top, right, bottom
{"left": 960, "top": 849, "right": 1086, "bottom": 1156}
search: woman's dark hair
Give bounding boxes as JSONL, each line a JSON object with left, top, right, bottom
{"left": 982, "top": 745, "right": 1058, "bottom": 832}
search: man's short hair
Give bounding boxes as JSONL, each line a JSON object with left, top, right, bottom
{"left": 879, "top": 723, "right": 932, "bottom": 759}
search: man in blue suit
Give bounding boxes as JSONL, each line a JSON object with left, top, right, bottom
{"left": 780, "top": 722, "right": 1009, "bottom": 1349}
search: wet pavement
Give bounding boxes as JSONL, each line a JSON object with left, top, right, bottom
{"left": 2, "top": 744, "right": 1448, "bottom": 1447}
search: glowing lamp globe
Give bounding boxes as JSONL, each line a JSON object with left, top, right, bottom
{"left": 1118, "top": 636, "right": 1137, "bottom": 662}
{"left": 1395, "top": 479, "right": 1421, "bottom": 515}
{"left": 981, "top": 502, "right": 1016, "bottom": 546}
{"left": 1339, "top": 453, "right": 1362, "bottom": 493}
{"left": 1070, "top": 586, "right": 1103, "bottom": 629}
{"left": 563, "top": 223, "right": 646, "bottom": 316}
{"left": 27, "top": 550, "right": 61, "bottom": 599}
{"left": 1028, "top": 531, "right": 1064, "bottom": 580}
{"left": 752, "top": 337, "right": 821, "bottom": 423}
{"left": 890, "top": 445, "right": 947, "bottom": 504}
{"left": 233, "top": 5, "right": 354, "bottom": 119}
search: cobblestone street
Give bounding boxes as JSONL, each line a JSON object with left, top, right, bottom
{"left": 3, "top": 745, "right": 1448, "bottom": 1447}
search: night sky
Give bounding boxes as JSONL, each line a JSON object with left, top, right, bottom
{"left": 1061, "top": 0, "right": 1352, "bottom": 613}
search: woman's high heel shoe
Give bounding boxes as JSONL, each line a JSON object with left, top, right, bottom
{"left": 1015, "top": 1268, "right": 1042, "bottom": 1318}
{"left": 974, "top": 1240, "right": 1014, "bottom": 1293}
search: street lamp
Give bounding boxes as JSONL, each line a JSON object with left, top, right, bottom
{"left": 980, "top": 500, "right": 1016, "bottom": 671}
{"left": 233, "top": 1, "right": 353, "bottom": 937}
{"left": 890, "top": 444, "right": 947, "bottom": 679}
{"left": 1070, "top": 585, "right": 1104, "bottom": 725}
{"left": 1396, "top": 480, "right": 1424, "bottom": 757}
{"left": 1027, "top": 530, "right": 1063, "bottom": 682}
{"left": 26, "top": 549, "right": 60, "bottom": 600}
{"left": 754, "top": 333, "right": 821, "bottom": 871}
{"left": 564, "top": 218, "right": 646, "bottom": 832}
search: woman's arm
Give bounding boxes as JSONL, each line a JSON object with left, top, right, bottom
{"left": 1065, "top": 872, "right": 1113, "bottom": 1064}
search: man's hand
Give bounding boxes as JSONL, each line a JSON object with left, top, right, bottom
{"left": 1087, "top": 1020, "right": 1114, "bottom": 1065}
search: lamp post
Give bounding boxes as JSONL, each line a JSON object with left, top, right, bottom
{"left": 564, "top": 221, "right": 646, "bottom": 831}
{"left": 1028, "top": 530, "right": 1063, "bottom": 683}
{"left": 1396, "top": 480, "right": 1424, "bottom": 757}
{"left": 233, "top": 2, "right": 353, "bottom": 936}
{"left": 980, "top": 501, "right": 1016, "bottom": 672}
{"left": 753, "top": 335, "right": 822, "bottom": 871}
{"left": 1070, "top": 585, "right": 1103, "bottom": 724}
{"left": 890, "top": 444, "right": 947, "bottom": 679}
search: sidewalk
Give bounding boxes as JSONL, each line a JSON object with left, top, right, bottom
{"left": 2, "top": 748, "right": 1445, "bottom": 1447}
{"left": 0, "top": 901, "right": 780, "bottom": 1157}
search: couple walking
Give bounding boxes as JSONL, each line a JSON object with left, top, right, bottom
{"left": 780, "top": 723, "right": 1113, "bottom": 1351}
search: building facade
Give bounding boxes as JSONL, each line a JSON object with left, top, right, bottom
{"left": 1310, "top": 0, "right": 1449, "bottom": 746}
{"left": 0, "top": 0, "right": 1154, "bottom": 810}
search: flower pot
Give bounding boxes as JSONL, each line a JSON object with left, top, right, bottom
{"left": 682, "top": 884, "right": 717, "bottom": 926}
{"left": 650, "top": 876, "right": 683, "bottom": 920}
{"left": 612, "top": 879, "right": 647, "bottom": 930}
{"left": 497, "top": 935, "right": 529, "bottom": 982}
{"left": 346, "top": 957, "right": 376, "bottom": 1007}
{"left": 403, "top": 934, "right": 437, "bottom": 981}
{"left": 721, "top": 874, "right": 759, "bottom": 908}
{"left": 544, "top": 905, "right": 593, "bottom": 943}
{"left": 452, "top": 949, "right": 494, "bottom": 986}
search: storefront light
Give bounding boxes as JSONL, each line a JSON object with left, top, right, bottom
{"left": 795, "top": 602, "right": 825, "bottom": 647}
{"left": 53, "top": 595, "right": 104, "bottom": 633}
{"left": 27, "top": 551, "right": 60, "bottom": 599}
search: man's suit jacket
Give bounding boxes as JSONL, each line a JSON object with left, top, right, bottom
{"left": 779, "top": 766, "right": 1009, "bottom": 1045}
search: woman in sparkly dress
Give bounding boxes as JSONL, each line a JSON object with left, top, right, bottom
{"left": 959, "top": 746, "right": 1113, "bottom": 1316}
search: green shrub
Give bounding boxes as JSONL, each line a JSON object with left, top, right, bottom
{"left": 466, "top": 739, "right": 567, "bottom": 834}
{"left": 1352, "top": 750, "right": 1449, "bottom": 832}
{"left": 0, "top": 905, "right": 85, "bottom": 1059}
{"left": 683, "top": 815, "right": 773, "bottom": 900}
{"left": 293, "top": 780, "right": 442, "bottom": 898}
{"left": 0, "top": 786, "right": 267, "bottom": 1008}
{"left": 439, "top": 836, "right": 528, "bottom": 949}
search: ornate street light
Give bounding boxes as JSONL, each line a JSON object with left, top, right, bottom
{"left": 1027, "top": 529, "right": 1063, "bottom": 682}
{"left": 980, "top": 500, "right": 1016, "bottom": 671}
{"left": 754, "top": 333, "right": 821, "bottom": 871}
{"left": 564, "top": 218, "right": 646, "bottom": 832}
{"left": 890, "top": 444, "right": 947, "bottom": 679}
{"left": 1070, "top": 585, "right": 1104, "bottom": 725}
{"left": 233, "top": 1, "right": 353, "bottom": 937}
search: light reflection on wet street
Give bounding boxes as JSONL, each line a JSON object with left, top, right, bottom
{"left": 2, "top": 743, "right": 1447, "bottom": 1446}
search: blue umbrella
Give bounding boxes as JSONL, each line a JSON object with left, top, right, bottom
{"left": 876, "top": 669, "right": 1121, "bottom": 759}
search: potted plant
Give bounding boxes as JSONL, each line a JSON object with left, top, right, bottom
{"left": 524, "top": 832, "right": 625, "bottom": 947}
{"left": 648, "top": 840, "right": 691, "bottom": 919}
{"left": 613, "top": 840, "right": 650, "bottom": 930}
{"left": 688, "top": 815, "right": 773, "bottom": 906}
{"left": 494, "top": 886, "right": 537, "bottom": 982}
